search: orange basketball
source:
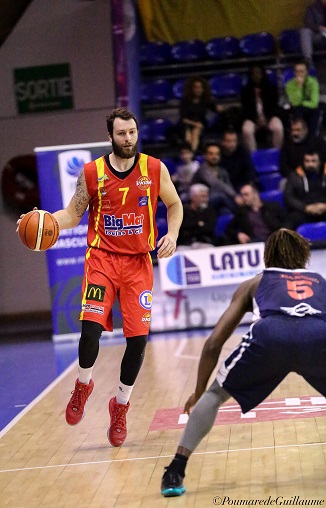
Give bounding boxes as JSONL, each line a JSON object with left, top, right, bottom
{"left": 18, "top": 210, "right": 60, "bottom": 251}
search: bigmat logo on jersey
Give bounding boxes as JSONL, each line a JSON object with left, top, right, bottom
{"left": 158, "top": 243, "right": 265, "bottom": 291}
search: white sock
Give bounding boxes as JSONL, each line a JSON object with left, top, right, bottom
{"left": 116, "top": 381, "right": 134, "bottom": 405}
{"left": 78, "top": 366, "right": 93, "bottom": 384}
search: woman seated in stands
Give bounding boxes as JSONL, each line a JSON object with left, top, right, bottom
{"left": 179, "top": 76, "right": 222, "bottom": 153}
{"left": 241, "top": 64, "right": 284, "bottom": 153}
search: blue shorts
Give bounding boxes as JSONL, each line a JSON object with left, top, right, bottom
{"left": 217, "top": 315, "right": 326, "bottom": 413}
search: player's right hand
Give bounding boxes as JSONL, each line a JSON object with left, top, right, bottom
{"left": 16, "top": 206, "right": 38, "bottom": 232}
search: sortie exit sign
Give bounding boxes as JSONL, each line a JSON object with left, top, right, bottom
{"left": 14, "top": 63, "right": 74, "bottom": 114}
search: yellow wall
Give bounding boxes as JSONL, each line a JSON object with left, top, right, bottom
{"left": 137, "top": 0, "right": 311, "bottom": 43}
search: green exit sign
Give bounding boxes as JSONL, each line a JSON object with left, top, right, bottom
{"left": 14, "top": 63, "right": 74, "bottom": 114}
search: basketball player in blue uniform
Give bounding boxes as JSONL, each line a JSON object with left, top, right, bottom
{"left": 161, "top": 228, "right": 326, "bottom": 497}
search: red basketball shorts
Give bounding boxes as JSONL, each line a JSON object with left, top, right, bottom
{"left": 80, "top": 249, "right": 153, "bottom": 336}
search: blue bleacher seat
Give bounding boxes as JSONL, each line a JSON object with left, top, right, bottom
{"left": 296, "top": 222, "right": 326, "bottom": 242}
{"left": 139, "top": 121, "right": 151, "bottom": 143}
{"left": 209, "top": 73, "right": 243, "bottom": 99}
{"left": 140, "top": 118, "right": 172, "bottom": 144}
{"left": 214, "top": 214, "right": 234, "bottom": 237}
{"left": 172, "top": 78, "right": 185, "bottom": 99}
{"left": 265, "top": 68, "right": 278, "bottom": 86}
{"left": 194, "top": 155, "right": 204, "bottom": 164}
{"left": 279, "top": 29, "right": 301, "bottom": 54}
{"left": 259, "top": 172, "right": 282, "bottom": 191}
{"left": 139, "top": 41, "right": 172, "bottom": 65}
{"left": 241, "top": 68, "right": 277, "bottom": 87}
{"left": 171, "top": 39, "right": 207, "bottom": 62}
{"left": 160, "top": 157, "right": 176, "bottom": 176}
{"left": 140, "top": 79, "right": 173, "bottom": 103}
{"left": 260, "top": 189, "right": 284, "bottom": 207}
{"left": 156, "top": 200, "right": 167, "bottom": 220}
{"left": 239, "top": 32, "right": 275, "bottom": 57}
{"left": 151, "top": 217, "right": 168, "bottom": 259}
{"left": 140, "top": 83, "right": 153, "bottom": 103}
{"left": 150, "top": 118, "right": 173, "bottom": 143}
{"left": 252, "top": 148, "right": 280, "bottom": 173}
{"left": 205, "top": 36, "right": 240, "bottom": 60}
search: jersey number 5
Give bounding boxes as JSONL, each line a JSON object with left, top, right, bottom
{"left": 286, "top": 279, "right": 314, "bottom": 300}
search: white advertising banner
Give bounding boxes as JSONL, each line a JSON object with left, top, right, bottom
{"left": 158, "top": 243, "right": 265, "bottom": 291}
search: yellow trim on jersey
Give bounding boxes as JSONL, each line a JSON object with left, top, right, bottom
{"left": 86, "top": 157, "right": 105, "bottom": 258}
{"left": 139, "top": 153, "right": 155, "bottom": 250}
{"left": 80, "top": 269, "right": 89, "bottom": 321}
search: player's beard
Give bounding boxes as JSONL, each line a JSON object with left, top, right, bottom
{"left": 111, "top": 139, "right": 138, "bottom": 159}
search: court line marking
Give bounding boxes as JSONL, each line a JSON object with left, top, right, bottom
{"left": 0, "top": 334, "right": 197, "bottom": 440}
{"left": 174, "top": 337, "right": 199, "bottom": 360}
{"left": 0, "top": 359, "right": 78, "bottom": 440}
{"left": 1, "top": 440, "right": 326, "bottom": 474}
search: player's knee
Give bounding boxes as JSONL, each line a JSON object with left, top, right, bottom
{"left": 126, "top": 335, "right": 148, "bottom": 356}
{"left": 80, "top": 320, "right": 103, "bottom": 346}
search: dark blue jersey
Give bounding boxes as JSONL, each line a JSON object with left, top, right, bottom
{"left": 253, "top": 268, "right": 326, "bottom": 319}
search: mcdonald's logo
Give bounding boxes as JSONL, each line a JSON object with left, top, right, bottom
{"left": 86, "top": 283, "right": 106, "bottom": 302}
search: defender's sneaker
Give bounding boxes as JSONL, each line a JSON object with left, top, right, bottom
{"left": 107, "top": 397, "right": 129, "bottom": 446}
{"left": 65, "top": 379, "right": 94, "bottom": 425}
{"left": 161, "top": 467, "right": 186, "bottom": 497}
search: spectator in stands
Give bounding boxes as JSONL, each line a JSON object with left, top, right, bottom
{"left": 191, "top": 142, "right": 242, "bottom": 216}
{"left": 241, "top": 64, "right": 284, "bottom": 153}
{"left": 284, "top": 149, "right": 326, "bottom": 230}
{"left": 280, "top": 118, "right": 326, "bottom": 178}
{"left": 300, "top": 0, "right": 326, "bottom": 68}
{"left": 225, "top": 183, "right": 285, "bottom": 245}
{"left": 171, "top": 143, "right": 200, "bottom": 202}
{"left": 219, "top": 129, "right": 259, "bottom": 191}
{"left": 285, "top": 60, "right": 320, "bottom": 136}
{"left": 177, "top": 184, "right": 218, "bottom": 249}
{"left": 179, "top": 76, "right": 223, "bottom": 153}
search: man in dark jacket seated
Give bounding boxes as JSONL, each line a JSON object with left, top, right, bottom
{"left": 225, "top": 183, "right": 285, "bottom": 244}
{"left": 177, "top": 183, "right": 219, "bottom": 249}
{"left": 280, "top": 118, "right": 326, "bottom": 179}
{"left": 284, "top": 149, "right": 326, "bottom": 230}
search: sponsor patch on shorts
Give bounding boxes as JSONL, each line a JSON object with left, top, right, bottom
{"left": 139, "top": 290, "right": 152, "bottom": 310}
{"left": 141, "top": 312, "right": 151, "bottom": 326}
{"left": 86, "top": 284, "right": 106, "bottom": 302}
{"left": 82, "top": 303, "right": 104, "bottom": 315}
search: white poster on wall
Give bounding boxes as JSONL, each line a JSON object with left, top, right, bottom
{"left": 158, "top": 243, "right": 265, "bottom": 291}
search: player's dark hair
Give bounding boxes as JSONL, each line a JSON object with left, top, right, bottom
{"left": 106, "top": 107, "right": 139, "bottom": 135}
{"left": 264, "top": 229, "right": 311, "bottom": 269}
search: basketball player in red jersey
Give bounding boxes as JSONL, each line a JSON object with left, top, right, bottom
{"left": 20, "top": 108, "right": 183, "bottom": 446}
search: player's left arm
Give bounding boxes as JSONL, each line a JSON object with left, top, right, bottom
{"left": 157, "top": 162, "right": 183, "bottom": 258}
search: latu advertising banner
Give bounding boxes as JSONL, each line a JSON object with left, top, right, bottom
{"left": 158, "top": 243, "right": 266, "bottom": 291}
{"left": 34, "top": 142, "right": 113, "bottom": 341}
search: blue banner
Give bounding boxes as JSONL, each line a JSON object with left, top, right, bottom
{"left": 34, "top": 142, "right": 123, "bottom": 341}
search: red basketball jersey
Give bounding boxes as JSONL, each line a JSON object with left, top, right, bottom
{"left": 84, "top": 153, "right": 161, "bottom": 254}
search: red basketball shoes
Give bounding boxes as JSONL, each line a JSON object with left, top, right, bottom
{"left": 66, "top": 379, "right": 94, "bottom": 425}
{"left": 107, "top": 397, "right": 130, "bottom": 446}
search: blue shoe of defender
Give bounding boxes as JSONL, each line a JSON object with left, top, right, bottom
{"left": 161, "top": 467, "right": 186, "bottom": 497}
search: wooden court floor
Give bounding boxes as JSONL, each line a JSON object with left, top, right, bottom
{"left": 1, "top": 331, "right": 326, "bottom": 507}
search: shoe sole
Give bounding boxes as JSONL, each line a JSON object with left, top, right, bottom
{"left": 66, "top": 409, "right": 86, "bottom": 426}
{"left": 161, "top": 486, "right": 186, "bottom": 497}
